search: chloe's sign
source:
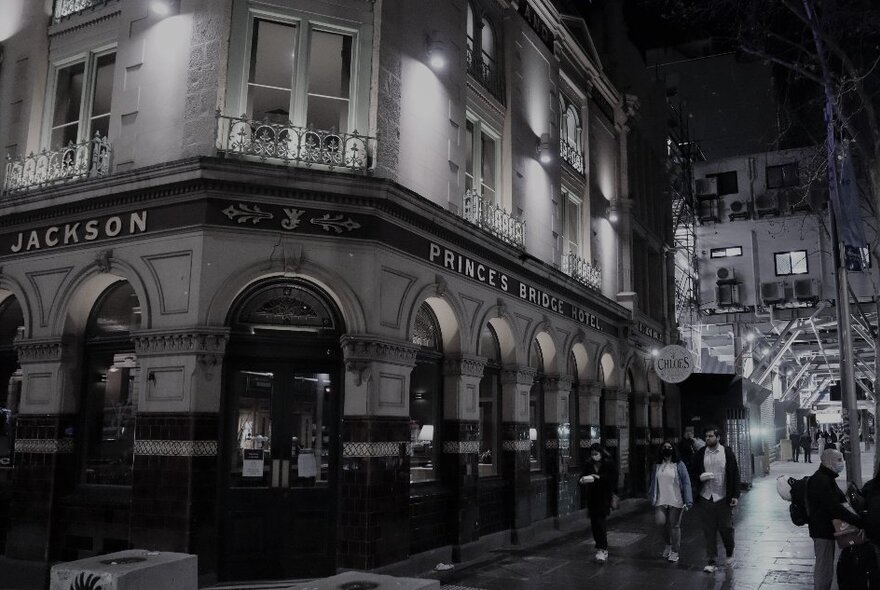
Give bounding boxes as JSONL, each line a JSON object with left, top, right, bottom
{"left": 654, "top": 345, "right": 694, "bottom": 384}
{"left": 8, "top": 211, "right": 148, "bottom": 253}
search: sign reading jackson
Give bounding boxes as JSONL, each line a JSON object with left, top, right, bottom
{"left": 655, "top": 345, "right": 694, "bottom": 383}
{"left": 6, "top": 211, "right": 148, "bottom": 253}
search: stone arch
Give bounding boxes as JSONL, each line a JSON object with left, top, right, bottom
{"left": 473, "top": 304, "right": 520, "bottom": 363}
{"left": 0, "top": 275, "right": 34, "bottom": 338}
{"left": 404, "top": 284, "right": 466, "bottom": 355}
{"left": 203, "top": 259, "right": 366, "bottom": 336}
{"left": 529, "top": 328, "right": 558, "bottom": 373}
{"left": 621, "top": 353, "right": 648, "bottom": 392}
{"left": 487, "top": 317, "right": 517, "bottom": 364}
{"left": 597, "top": 348, "right": 617, "bottom": 387}
{"left": 569, "top": 341, "right": 590, "bottom": 381}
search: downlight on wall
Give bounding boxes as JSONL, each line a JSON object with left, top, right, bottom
{"left": 607, "top": 203, "right": 619, "bottom": 223}
{"left": 536, "top": 133, "right": 552, "bottom": 164}
{"left": 426, "top": 33, "right": 446, "bottom": 71}
{"left": 150, "top": 0, "right": 179, "bottom": 17}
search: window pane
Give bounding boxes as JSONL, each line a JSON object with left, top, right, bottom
{"left": 566, "top": 196, "right": 580, "bottom": 252}
{"left": 306, "top": 95, "right": 348, "bottom": 132}
{"left": 83, "top": 354, "right": 137, "bottom": 485}
{"left": 711, "top": 171, "right": 738, "bottom": 195}
{"left": 792, "top": 251, "right": 808, "bottom": 274}
{"left": 775, "top": 253, "right": 792, "bottom": 275}
{"left": 231, "top": 370, "right": 273, "bottom": 487}
{"left": 52, "top": 62, "right": 85, "bottom": 144}
{"left": 465, "top": 120, "right": 475, "bottom": 190}
{"left": 410, "top": 360, "right": 440, "bottom": 483}
{"left": 481, "top": 132, "right": 496, "bottom": 196}
{"left": 90, "top": 114, "right": 110, "bottom": 140}
{"left": 479, "top": 371, "right": 498, "bottom": 475}
{"left": 247, "top": 85, "right": 292, "bottom": 122}
{"left": 250, "top": 20, "right": 295, "bottom": 89}
{"left": 481, "top": 19, "right": 496, "bottom": 62}
{"left": 529, "top": 381, "right": 542, "bottom": 470}
{"left": 90, "top": 53, "right": 115, "bottom": 121}
{"left": 87, "top": 282, "right": 140, "bottom": 337}
{"left": 308, "top": 31, "right": 352, "bottom": 99}
{"left": 287, "top": 372, "right": 332, "bottom": 486}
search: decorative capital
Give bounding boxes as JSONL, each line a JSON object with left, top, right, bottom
{"left": 501, "top": 364, "right": 537, "bottom": 386}
{"left": 131, "top": 328, "right": 230, "bottom": 360}
{"left": 544, "top": 373, "right": 573, "bottom": 392}
{"left": 339, "top": 335, "right": 419, "bottom": 367}
{"left": 14, "top": 337, "right": 65, "bottom": 363}
{"left": 443, "top": 354, "right": 486, "bottom": 378}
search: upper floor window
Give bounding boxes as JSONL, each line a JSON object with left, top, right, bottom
{"left": 559, "top": 94, "right": 584, "bottom": 174}
{"left": 48, "top": 51, "right": 115, "bottom": 147}
{"left": 767, "top": 163, "right": 799, "bottom": 189}
{"left": 775, "top": 250, "right": 808, "bottom": 276}
{"left": 706, "top": 171, "right": 738, "bottom": 196}
{"left": 245, "top": 17, "right": 353, "bottom": 132}
{"left": 710, "top": 246, "right": 743, "bottom": 258}
{"left": 466, "top": 3, "right": 502, "bottom": 99}
{"left": 465, "top": 115, "right": 500, "bottom": 203}
{"left": 563, "top": 188, "right": 582, "bottom": 256}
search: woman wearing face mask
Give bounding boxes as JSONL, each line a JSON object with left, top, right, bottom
{"left": 580, "top": 443, "right": 618, "bottom": 563}
{"left": 647, "top": 441, "right": 693, "bottom": 563}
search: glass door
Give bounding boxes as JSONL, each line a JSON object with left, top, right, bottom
{"left": 222, "top": 362, "right": 338, "bottom": 580}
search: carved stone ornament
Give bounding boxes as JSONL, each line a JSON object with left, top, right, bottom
{"left": 544, "top": 374, "right": 573, "bottom": 392}
{"left": 95, "top": 249, "right": 113, "bottom": 273}
{"left": 14, "top": 338, "right": 65, "bottom": 363}
{"left": 132, "top": 328, "right": 230, "bottom": 358}
{"left": 442, "top": 355, "right": 486, "bottom": 379}
{"left": 433, "top": 274, "right": 447, "bottom": 297}
{"left": 501, "top": 365, "right": 537, "bottom": 386}
{"left": 340, "top": 335, "right": 419, "bottom": 367}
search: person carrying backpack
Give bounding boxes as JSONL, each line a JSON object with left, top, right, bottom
{"left": 807, "top": 449, "right": 864, "bottom": 590}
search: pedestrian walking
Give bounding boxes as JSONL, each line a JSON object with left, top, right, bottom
{"left": 790, "top": 430, "right": 802, "bottom": 462}
{"left": 691, "top": 426, "right": 740, "bottom": 573}
{"left": 580, "top": 443, "right": 618, "bottom": 563}
{"left": 678, "top": 427, "right": 698, "bottom": 467}
{"left": 801, "top": 431, "right": 813, "bottom": 463}
{"left": 817, "top": 430, "right": 826, "bottom": 456}
{"left": 648, "top": 440, "right": 693, "bottom": 563}
{"left": 806, "top": 449, "right": 864, "bottom": 590}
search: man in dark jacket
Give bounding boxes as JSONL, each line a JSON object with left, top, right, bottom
{"left": 790, "top": 430, "right": 802, "bottom": 462}
{"left": 807, "top": 449, "right": 863, "bottom": 590}
{"left": 801, "top": 431, "right": 813, "bottom": 463}
{"left": 691, "top": 426, "right": 741, "bottom": 573}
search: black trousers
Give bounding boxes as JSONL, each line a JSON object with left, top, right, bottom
{"left": 591, "top": 512, "right": 608, "bottom": 550}
{"left": 698, "top": 497, "right": 734, "bottom": 560}
{"left": 793, "top": 444, "right": 800, "bottom": 461}
{"left": 803, "top": 447, "right": 812, "bottom": 463}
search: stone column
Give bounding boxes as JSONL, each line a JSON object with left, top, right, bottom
{"left": 631, "top": 391, "right": 651, "bottom": 494}
{"left": 649, "top": 393, "right": 665, "bottom": 447}
{"left": 602, "top": 387, "right": 627, "bottom": 489}
{"left": 576, "top": 381, "right": 602, "bottom": 463}
{"left": 440, "top": 355, "right": 485, "bottom": 554}
{"left": 543, "top": 374, "right": 573, "bottom": 517}
{"left": 6, "top": 338, "right": 76, "bottom": 562}
{"left": 339, "top": 335, "right": 419, "bottom": 570}
{"left": 129, "top": 328, "right": 228, "bottom": 575}
{"left": 500, "top": 365, "right": 536, "bottom": 537}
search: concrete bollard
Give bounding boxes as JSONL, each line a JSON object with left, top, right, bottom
{"left": 50, "top": 550, "right": 197, "bottom": 590}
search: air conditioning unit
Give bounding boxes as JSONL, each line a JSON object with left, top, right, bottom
{"left": 715, "top": 266, "right": 736, "bottom": 283}
{"left": 695, "top": 177, "right": 718, "bottom": 199}
{"left": 727, "top": 199, "right": 750, "bottom": 221}
{"left": 716, "top": 283, "right": 740, "bottom": 307}
{"left": 697, "top": 200, "right": 719, "bottom": 224}
{"left": 756, "top": 191, "right": 780, "bottom": 217}
{"left": 794, "top": 277, "right": 820, "bottom": 301}
{"left": 761, "top": 281, "right": 786, "bottom": 304}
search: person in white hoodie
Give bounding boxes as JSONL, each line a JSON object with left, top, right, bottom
{"left": 648, "top": 440, "right": 694, "bottom": 563}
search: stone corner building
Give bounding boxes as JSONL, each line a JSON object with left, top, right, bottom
{"left": 0, "top": 0, "right": 677, "bottom": 583}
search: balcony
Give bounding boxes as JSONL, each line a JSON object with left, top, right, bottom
{"left": 53, "top": 0, "right": 111, "bottom": 20}
{"left": 216, "top": 114, "right": 375, "bottom": 173}
{"left": 460, "top": 189, "right": 525, "bottom": 249}
{"left": 560, "top": 139, "right": 585, "bottom": 175}
{"left": 466, "top": 39, "right": 504, "bottom": 101}
{"left": 561, "top": 252, "right": 602, "bottom": 292}
{"left": 3, "top": 134, "right": 112, "bottom": 195}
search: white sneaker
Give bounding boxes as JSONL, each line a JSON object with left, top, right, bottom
{"left": 595, "top": 549, "right": 608, "bottom": 562}
{"left": 667, "top": 552, "right": 679, "bottom": 563}
{"left": 661, "top": 545, "right": 672, "bottom": 559}
{"left": 703, "top": 563, "right": 717, "bottom": 573}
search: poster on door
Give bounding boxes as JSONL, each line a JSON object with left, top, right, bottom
{"left": 242, "top": 449, "right": 264, "bottom": 478}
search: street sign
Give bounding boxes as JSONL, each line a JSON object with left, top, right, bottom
{"left": 654, "top": 345, "right": 694, "bottom": 383}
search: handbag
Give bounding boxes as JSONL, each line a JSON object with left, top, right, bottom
{"left": 833, "top": 518, "right": 867, "bottom": 549}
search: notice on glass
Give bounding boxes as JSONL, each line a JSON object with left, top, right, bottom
{"left": 242, "top": 449, "right": 264, "bottom": 477}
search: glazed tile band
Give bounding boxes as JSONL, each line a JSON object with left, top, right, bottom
{"left": 342, "top": 441, "right": 410, "bottom": 458}
{"left": 133, "top": 440, "right": 218, "bottom": 457}
{"left": 14, "top": 438, "right": 74, "bottom": 454}
{"left": 443, "top": 441, "right": 480, "bottom": 454}
{"left": 501, "top": 440, "right": 531, "bottom": 451}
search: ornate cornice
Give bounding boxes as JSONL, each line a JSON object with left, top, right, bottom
{"left": 132, "top": 328, "right": 229, "bottom": 367}
{"left": 340, "top": 335, "right": 419, "bottom": 367}
{"left": 443, "top": 355, "right": 486, "bottom": 379}
{"left": 544, "top": 374, "right": 573, "bottom": 392}
{"left": 500, "top": 365, "right": 538, "bottom": 386}
{"left": 14, "top": 338, "right": 65, "bottom": 364}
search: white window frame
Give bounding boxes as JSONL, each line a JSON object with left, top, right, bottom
{"left": 228, "top": 4, "right": 370, "bottom": 135}
{"left": 465, "top": 111, "right": 502, "bottom": 204}
{"left": 43, "top": 45, "right": 116, "bottom": 149}
{"left": 562, "top": 187, "right": 583, "bottom": 257}
{"left": 710, "top": 246, "right": 743, "bottom": 259}
{"left": 774, "top": 250, "right": 809, "bottom": 276}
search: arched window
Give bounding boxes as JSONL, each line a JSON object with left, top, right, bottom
{"left": 232, "top": 281, "right": 339, "bottom": 333}
{"left": 478, "top": 324, "right": 501, "bottom": 476}
{"left": 81, "top": 282, "right": 140, "bottom": 485}
{"left": 410, "top": 303, "right": 442, "bottom": 483}
{"left": 559, "top": 94, "right": 584, "bottom": 174}
{"left": 529, "top": 340, "right": 544, "bottom": 471}
{"left": 464, "top": 3, "right": 502, "bottom": 100}
{"left": 0, "top": 297, "right": 22, "bottom": 468}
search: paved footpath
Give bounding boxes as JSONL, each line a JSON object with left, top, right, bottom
{"left": 434, "top": 450, "right": 876, "bottom": 590}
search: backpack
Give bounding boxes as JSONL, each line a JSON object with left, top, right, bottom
{"left": 789, "top": 475, "right": 811, "bottom": 526}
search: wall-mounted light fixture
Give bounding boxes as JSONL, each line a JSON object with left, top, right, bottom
{"left": 150, "top": 0, "right": 179, "bottom": 17}
{"left": 744, "top": 332, "right": 755, "bottom": 343}
{"left": 426, "top": 33, "right": 447, "bottom": 71}
{"left": 529, "top": 428, "right": 538, "bottom": 442}
{"left": 651, "top": 348, "right": 659, "bottom": 357}
{"left": 607, "top": 203, "right": 619, "bottom": 223}
{"left": 536, "top": 133, "right": 552, "bottom": 164}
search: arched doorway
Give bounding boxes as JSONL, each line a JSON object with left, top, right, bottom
{"left": 220, "top": 278, "right": 344, "bottom": 581}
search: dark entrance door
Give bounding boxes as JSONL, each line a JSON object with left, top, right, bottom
{"left": 221, "top": 360, "right": 338, "bottom": 580}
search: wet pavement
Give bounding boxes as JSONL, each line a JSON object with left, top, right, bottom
{"left": 433, "top": 450, "right": 877, "bottom": 590}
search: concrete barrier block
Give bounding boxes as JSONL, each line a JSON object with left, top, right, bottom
{"left": 50, "top": 549, "right": 197, "bottom": 590}
{"left": 288, "top": 571, "right": 440, "bottom": 590}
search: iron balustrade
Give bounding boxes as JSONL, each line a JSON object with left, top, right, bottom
{"left": 460, "top": 189, "right": 525, "bottom": 249}
{"left": 466, "top": 38, "right": 503, "bottom": 101}
{"left": 561, "top": 252, "right": 602, "bottom": 291}
{"left": 216, "top": 113, "right": 375, "bottom": 172}
{"left": 3, "top": 133, "right": 112, "bottom": 194}
{"left": 559, "top": 139, "right": 585, "bottom": 175}
{"left": 53, "top": 0, "right": 108, "bottom": 19}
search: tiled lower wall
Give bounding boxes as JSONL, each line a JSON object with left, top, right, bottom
{"left": 478, "top": 478, "right": 507, "bottom": 536}
{"left": 409, "top": 487, "right": 452, "bottom": 554}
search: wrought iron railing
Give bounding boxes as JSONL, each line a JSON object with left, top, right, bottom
{"left": 560, "top": 138, "right": 585, "bottom": 175}
{"left": 461, "top": 189, "right": 525, "bottom": 249}
{"left": 216, "top": 113, "right": 375, "bottom": 172}
{"left": 53, "top": 0, "right": 107, "bottom": 20}
{"left": 3, "top": 133, "right": 112, "bottom": 194}
{"left": 466, "top": 38, "right": 504, "bottom": 101}
{"left": 562, "top": 252, "right": 602, "bottom": 291}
